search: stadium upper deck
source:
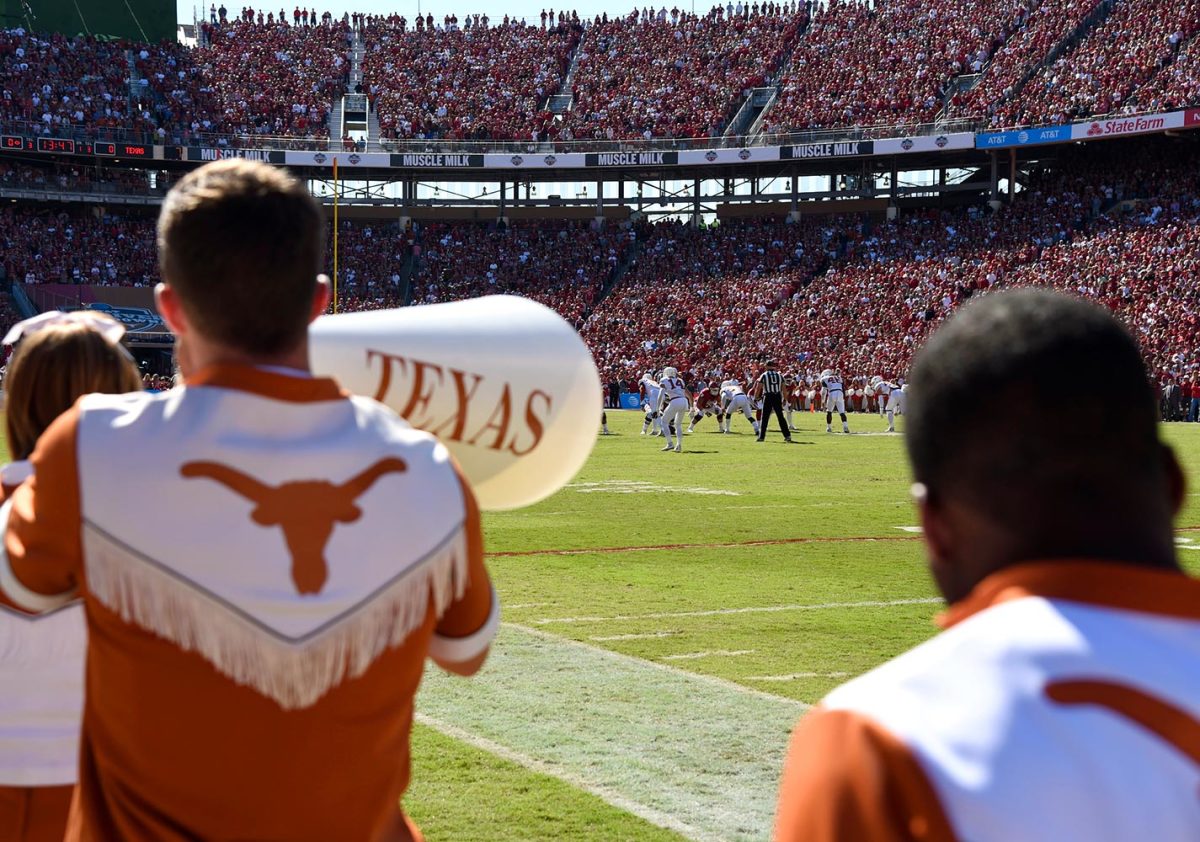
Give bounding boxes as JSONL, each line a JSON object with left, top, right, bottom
{"left": 2, "top": 0, "right": 1199, "bottom": 152}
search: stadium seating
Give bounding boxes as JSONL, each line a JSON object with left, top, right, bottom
{"left": 362, "top": 18, "right": 580, "bottom": 141}
{"left": 761, "top": 0, "right": 1026, "bottom": 135}
{"left": 562, "top": 6, "right": 806, "bottom": 141}
{"left": 138, "top": 19, "right": 350, "bottom": 143}
{"left": 990, "top": 0, "right": 1200, "bottom": 126}
{"left": 0, "top": 30, "right": 147, "bottom": 137}
{"left": 407, "top": 220, "right": 629, "bottom": 325}
{"left": 0, "top": 207, "right": 160, "bottom": 286}
{"left": 1122, "top": 27, "right": 1200, "bottom": 114}
{"left": 946, "top": 0, "right": 1106, "bottom": 121}
{"left": 581, "top": 217, "right": 837, "bottom": 382}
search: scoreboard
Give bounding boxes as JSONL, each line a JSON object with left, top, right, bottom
{"left": 0, "top": 135, "right": 152, "bottom": 159}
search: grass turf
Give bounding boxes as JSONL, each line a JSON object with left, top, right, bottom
{"left": 5, "top": 409, "right": 1198, "bottom": 840}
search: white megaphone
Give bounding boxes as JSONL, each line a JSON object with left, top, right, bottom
{"left": 311, "top": 296, "right": 601, "bottom": 511}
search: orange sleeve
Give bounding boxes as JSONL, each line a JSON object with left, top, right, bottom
{"left": 774, "top": 707, "right": 958, "bottom": 842}
{"left": 433, "top": 463, "right": 493, "bottom": 641}
{"left": 0, "top": 407, "right": 84, "bottom": 611}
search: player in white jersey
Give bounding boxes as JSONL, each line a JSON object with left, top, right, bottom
{"left": 656, "top": 367, "right": 691, "bottom": 452}
{"left": 776, "top": 290, "right": 1200, "bottom": 842}
{"left": 869, "top": 375, "right": 905, "bottom": 432}
{"left": 720, "top": 379, "right": 759, "bottom": 435}
{"left": 638, "top": 372, "right": 663, "bottom": 436}
{"left": 818, "top": 369, "right": 849, "bottom": 433}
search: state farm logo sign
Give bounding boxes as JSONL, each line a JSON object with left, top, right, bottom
{"left": 1085, "top": 114, "right": 1167, "bottom": 138}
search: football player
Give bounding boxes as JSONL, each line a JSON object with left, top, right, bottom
{"left": 688, "top": 383, "right": 724, "bottom": 433}
{"left": 657, "top": 367, "right": 691, "bottom": 452}
{"left": 720, "top": 379, "right": 760, "bottom": 436}
{"left": 870, "top": 375, "right": 906, "bottom": 432}
{"left": 819, "top": 369, "right": 850, "bottom": 434}
{"left": 639, "top": 371, "right": 663, "bottom": 436}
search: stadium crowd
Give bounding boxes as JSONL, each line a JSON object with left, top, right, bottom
{"left": 582, "top": 217, "right": 835, "bottom": 381}
{"left": 362, "top": 17, "right": 580, "bottom": 141}
{"left": 408, "top": 219, "right": 630, "bottom": 325}
{"left": 947, "top": 0, "right": 1106, "bottom": 120}
{"left": 991, "top": 0, "right": 1200, "bottom": 126}
{"left": 563, "top": 5, "right": 806, "bottom": 141}
{"left": 0, "top": 30, "right": 148, "bottom": 137}
{"left": 140, "top": 18, "right": 350, "bottom": 142}
{"left": 761, "top": 0, "right": 1024, "bottom": 134}
{"left": 4, "top": 0, "right": 1200, "bottom": 148}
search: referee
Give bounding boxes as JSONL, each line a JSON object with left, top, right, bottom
{"left": 756, "top": 360, "right": 792, "bottom": 442}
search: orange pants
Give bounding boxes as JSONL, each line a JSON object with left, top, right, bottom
{"left": 0, "top": 785, "right": 73, "bottom": 842}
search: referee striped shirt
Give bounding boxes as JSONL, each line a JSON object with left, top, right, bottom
{"left": 759, "top": 370, "right": 783, "bottom": 394}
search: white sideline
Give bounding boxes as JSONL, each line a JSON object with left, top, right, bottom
{"left": 416, "top": 713, "right": 719, "bottom": 842}
{"left": 418, "top": 622, "right": 807, "bottom": 842}
{"left": 534, "top": 597, "right": 942, "bottom": 625}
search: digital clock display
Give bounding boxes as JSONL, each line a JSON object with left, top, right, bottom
{"left": 94, "top": 142, "right": 117, "bottom": 156}
{"left": 36, "top": 137, "right": 75, "bottom": 154}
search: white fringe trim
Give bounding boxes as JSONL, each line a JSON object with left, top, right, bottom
{"left": 84, "top": 523, "right": 469, "bottom": 710}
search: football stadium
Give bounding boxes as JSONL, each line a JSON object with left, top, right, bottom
{"left": 0, "top": 0, "right": 1198, "bottom": 839}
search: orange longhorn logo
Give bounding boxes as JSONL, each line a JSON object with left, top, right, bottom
{"left": 180, "top": 458, "right": 408, "bottom": 595}
{"left": 1046, "top": 679, "right": 1200, "bottom": 774}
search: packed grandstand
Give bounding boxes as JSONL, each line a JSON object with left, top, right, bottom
{"left": 2, "top": 0, "right": 1200, "bottom": 401}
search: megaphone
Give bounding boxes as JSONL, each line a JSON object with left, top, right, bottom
{"left": 311, "top": 296, "right": 601, "bottom": 511}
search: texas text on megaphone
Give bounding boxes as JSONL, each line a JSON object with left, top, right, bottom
{"left": 310, "top": 296, "right": 601, "bottom": 511}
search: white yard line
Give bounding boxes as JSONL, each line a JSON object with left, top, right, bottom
{"left": 661, "top": 649, "right": 755, "bottom": 661}
{"left": 591, "top": 631, "right": 681, "bottom": 642}
{"left": 894, "top": 526, "right": 923, "bottom": 533}
{"left": 504, "top": 602, "right": 551, "bottom": 610}
{"left": 534, "top": 597, "right": 942, "bottom": 626}
{"left": 418, "top": 622, "right": 807, "bottom": 842}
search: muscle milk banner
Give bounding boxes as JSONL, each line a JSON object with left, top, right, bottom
{"left": 310, "top": 296, "right": 601, "bottom": 511}
{"left": 186, "top": 147, "right": 285, "bottom": 164}
{"left": 779, "top": 140, "right": 874, "bottom": 160}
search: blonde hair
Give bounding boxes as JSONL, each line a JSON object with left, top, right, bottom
{"left": 5, "top": 317, "right": 143, "bottom": 460}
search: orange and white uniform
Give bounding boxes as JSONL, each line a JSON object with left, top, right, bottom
{"left": 776, "top": 561, "right": 1200, "bottom": 842}
{"left": 0, "top": 365, "right": 497, "bottom": 842}
{"left": 0, "top": 460, "right": 82, "bottom": 842}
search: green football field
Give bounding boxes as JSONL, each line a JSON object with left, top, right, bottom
{"left": 4, "top": 409, "right": 1196, "bottom": 840}
{"left": 404, "top": 409, "right": 1200, "bottom": 841}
